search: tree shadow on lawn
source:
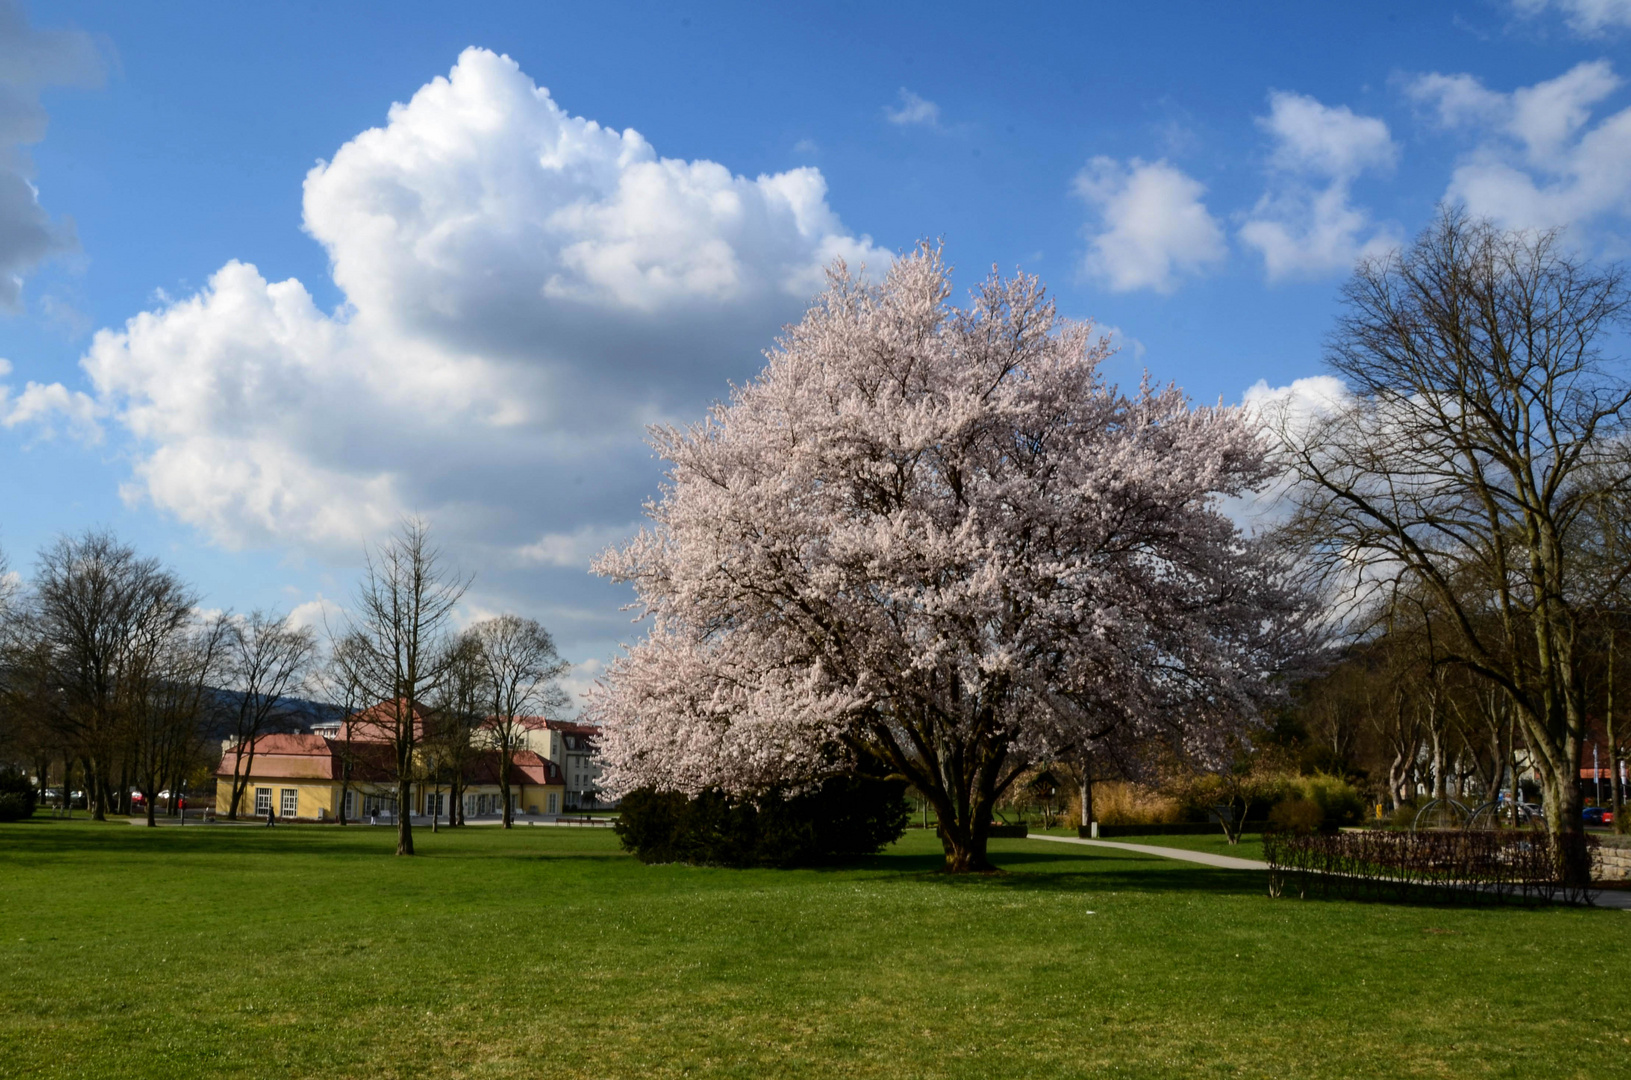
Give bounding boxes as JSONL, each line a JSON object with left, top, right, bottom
{"left": 844, "top": 844, "right": 1270, "bottom": 898}
{"left": 0, "top": 821, "right": 576, "bottom": 863}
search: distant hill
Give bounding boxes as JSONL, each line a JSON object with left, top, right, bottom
{"left": 202, "top": 689, "right": 347, "bottom": 742}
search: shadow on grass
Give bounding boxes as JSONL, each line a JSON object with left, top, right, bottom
{"left": 0, "top": 820, "right": 1268, "bottom": 900}
{"left": 838, "top": 844, "right": 1270, "bottom": 898}
{"left": 0, "top": 820, "right": 629, "bottom": 863}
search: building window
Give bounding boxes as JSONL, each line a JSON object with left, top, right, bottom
{"left": 344, "top": 790, "right": 357, "bottom": 819}
{"left": 280, "top": 789, "right": 298, "bottom": 818}
{"left": 547, "top": 792, "right": 558, "bottom": 814}
{"left": 254, "top": 787, "right": 272, "bottom": 815}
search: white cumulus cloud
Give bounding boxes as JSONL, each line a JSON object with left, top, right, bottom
{"left": 62, "top": 47, "right": 882, "bottom": 557}
{"left": 1073, "top": 157, "right": 1226, "bottom": 293}
{"left": 1239, "top": 92, "right": 1399, "bottom": 281}
{"left": 1407, "top": 60, "right": 1631, "bottom": 233}
{"left": 1228, "top": 375, "right": 1355, "bottom": 532}
{"left": 0, "top": 356, "right": 99, "bottom": 439}
{"left": 13, "top": 48, "right": 886, "bottom": 660}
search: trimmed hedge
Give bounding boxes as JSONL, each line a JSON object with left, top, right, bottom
{"left": 0, "top": 770, "right": 37, "bottom": 822}
{"left": 616, "top": 776, "right": 910, "bottom": 868}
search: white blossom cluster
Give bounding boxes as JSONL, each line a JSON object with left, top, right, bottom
{"left": 589, "top": 247, "right": 1309, "bottom": 839}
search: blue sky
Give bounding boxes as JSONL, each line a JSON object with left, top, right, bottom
{"left": 3, "top": 0, "right": 1630, "bottom": 702}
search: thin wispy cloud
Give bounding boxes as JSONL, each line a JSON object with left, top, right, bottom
{"left": 885, "top": 88, "right": 940, "bottom": 127}
{"left": 1511, "top": 0, "right": 1631, "bottom": 36}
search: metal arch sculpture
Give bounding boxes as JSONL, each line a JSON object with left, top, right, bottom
{"left": 1411, "top": 797, "right": 1473, "bottom": 832}
{"left": 1466, "top": 798, "right": 1539, "bottom": 831}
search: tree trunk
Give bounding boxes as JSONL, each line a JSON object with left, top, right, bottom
{"left": 1508, "top": 719, "right": 1520, "bottom": 825}
{"left": 89, "top": 756, "right": 106, "bottom": 821}
{"left": 924, "top": 784, "right": 995, "bottom": 872}
{"left": 500, "top": 744, "right": 513, "bottom": 829}
{"left": 395, "top": 774, "right": 414, "bottom": 855}
{"left": 936, "top": 817, "right": 994, "bottom": 873}
{"left": 228, "top": 745, "right": 258, "bottom": 822}
{"left": 1608, "top": 629, "right": 1626, "bottom": 835}
{"left": 1543, "top": 769, "right": 1590, "bottom": 884}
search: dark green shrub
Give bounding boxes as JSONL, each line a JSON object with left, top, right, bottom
{"left": 1295, "top": 773, "right": 1365, "bottom": 828}
{"left": 1268, "top": 796, "right": 1324, "bottom": 834}
{"left": 616, "top": 775, "right": 910, "bottom": 868}
{"left": 0, "top": 770, "right": 38, "bottom": 822}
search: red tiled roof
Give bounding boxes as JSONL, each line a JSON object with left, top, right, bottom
{"left": 456, "top": 749, "right": 563, "bottom": 787}
{"left": 512, "top": 716, "right": 601, "bottom": 735}
{"left": 217, "top": 733, "right": 562, "bottom": 787}
{"left": 512, "top": 750, "right": 563, "bottom": 786}
{"left": 340, "top": 699, "right": 437, "bottom": 743}
{"left": 218, "top": 733, "right": 335, "bottom": 780}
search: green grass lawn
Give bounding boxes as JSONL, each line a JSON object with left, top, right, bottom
{"left": 2, "top": 818, "right": 1627, "bottom": 1079}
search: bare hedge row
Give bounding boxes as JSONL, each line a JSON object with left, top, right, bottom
{"left": 1263, "top": 829, "right": 1598, "bottom": 906}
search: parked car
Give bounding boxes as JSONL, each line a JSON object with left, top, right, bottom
{"left": 1583, "top": 806, "right": 1610, "bottom": 825}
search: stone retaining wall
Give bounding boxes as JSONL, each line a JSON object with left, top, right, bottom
{"left": 1596, "top": 835, "right": 1631, "bottom": 881}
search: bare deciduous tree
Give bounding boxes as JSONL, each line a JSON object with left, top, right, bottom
{"left": 320, "top": 630, "right": 374, "bottom": 826}
{"left": 126, "top": 613, "right": 230, "bottom": 827}
{"left": 220, "top": 612, "right": 317, "bottom": 820}
{"left": 469, "top": 614, "right": 568, "bottom": 828}
{"left": 1274, "top": 208, "right": 1631, "bottom": 881}
{"left": 430, "top": 631, "right": 488, "bottom": 827}
{"left": 340, "top": 519, "right": 468, "bottom": 855}
{"left": 29, "top": 531, "right": 198, "bottom": 821}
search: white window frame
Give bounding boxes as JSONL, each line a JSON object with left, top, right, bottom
{"left": 344, "top": 790, "right": 357, "bottom": 819}
{"left": 254, "top": 787, "right": 272, "bottom": 815}
{"left": 546, "top": 792, "right": 558, "bottom": 814}
{"left": 280, "top": 788, "right": 298, "bottom": 818}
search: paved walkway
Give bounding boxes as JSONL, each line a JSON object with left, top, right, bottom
{"left": 1027, "top": 832, "right": 1269, "bottom": 870}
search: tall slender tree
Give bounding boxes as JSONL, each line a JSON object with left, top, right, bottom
{"left": 339, "top": 519, "right": 468, "bottom": 855}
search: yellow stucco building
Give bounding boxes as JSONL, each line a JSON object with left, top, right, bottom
{"left": 215, "top": 731, "right": 566, "bottom": 822}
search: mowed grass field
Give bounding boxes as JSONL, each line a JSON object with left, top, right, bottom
{"left": 2, "top": 820, "right": 1628, "bottom": 1079}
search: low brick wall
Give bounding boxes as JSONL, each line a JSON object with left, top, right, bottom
{"left": 1596, "top": 835, "right": 1631, "bottom": 881}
